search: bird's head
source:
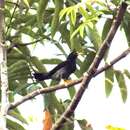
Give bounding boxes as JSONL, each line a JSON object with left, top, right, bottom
{"left": 67, "top": 51, "right": 78, "bottom": 61}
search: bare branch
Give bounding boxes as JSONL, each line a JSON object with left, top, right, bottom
{"left": 8, "top": 47, "right": 130, "bottom": 111}
{"left": 94, "top": 48, "right": 130, "bottom": 76}
{"left": 51, "top": 2, "right": 128, "bottom": 130}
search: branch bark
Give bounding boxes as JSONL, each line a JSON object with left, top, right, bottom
{"left": 8, "top": 47, "right": 130, "bottom": 110}
{"left": 51, "top": 2, "right": 128, "bottom": 130}
{"left": 0, "top": 0, "right": 9, "bottom": 130}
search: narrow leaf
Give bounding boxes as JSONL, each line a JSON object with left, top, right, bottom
{"left": 70, "top": 10, "right": 76, "bottom": 26}
{"left": 105, "top": 67, "right": 114, "bottom": 97}
{"left": 51, "top": 0, "right": 63, "bottom": 37}
{"left": 115, "top": 70, "right": 127, "bottom": 102}
{"left": 124, "top": 69, "right": 130, "bottom": 79}
{"left": 37, "top": 0, "right": 48, "bottom": 28}
{"left": 22, "top": 0, "right": 30, "bottom": 8}
{"left": 79, "top": 6, "right": 89, "bottom": 20}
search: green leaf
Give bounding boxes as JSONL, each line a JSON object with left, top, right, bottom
{"left": 59, "top": 22, "right": 71, "bottom": 47}
{"left": 77, "top": 119, "right": 93, "bottom": 130}
{"left": 102, "top": 19, "right": 112, "bottom": 41}
{"left": 60, "top": 8, "right": 69, "bottom": 20}
{"left": 105, "top": 67, "right": 114, "bottom": 97}
{"left": 67, "top": 87, "right": 76, "bottom": 99}
{"left": 79, "top": 24, "right": 85, "bottom": 38}
{"left": 37, "top": 0, "right": 48, "bottom": 27}
{"left": 86, "top": 25, "right": 102, "bottom": 50}
{"left": 123, "top": 12, "right": 130, "bottom": 47}
{"left": 7, "top": 118, "right": 26, "bottom": 130}
{"left": 86, "top": 3, "right": 96, "bottom": 14}
{"left": 22, "top": 0, "right": 30, "bottom": 8}
{"left": 51, "top": 0, "right": 63, "bottom": 37}
{"left": 71, "top": 23, "right": 87, "bottom": 39}
{"left": 79, "top": 6, "right": 89, "bottom": 20}
{"left": 115, "top": 70, "right": 127, "bottom": 102}
{"left": 78, "top": 51, "right": 95, "bottom": 76}
{"left": 70, "top": 10, "right": 76, "bottom": 26}
{"left": 124, "top": 69, "right": 130, "bottom": 79}
{"left": 9, "top": 110, "right": 28, "bottom": 124}
{"left": 30, "top": 56, "right": 47, "bottom": 72}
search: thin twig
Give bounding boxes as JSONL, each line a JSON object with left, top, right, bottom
{"left": 8, "top": 47, "right": 130, "bottom": 110}
{"left": 7, "top": 34, "right": 52, "bottom": 53}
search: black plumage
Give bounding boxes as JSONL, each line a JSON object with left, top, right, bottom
{"left": 33, "top": 51, "right": 78, "bottom": 81}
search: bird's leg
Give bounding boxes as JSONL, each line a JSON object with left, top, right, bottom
{"left": 64, "top": 78, "right": 73, "bottom": 86}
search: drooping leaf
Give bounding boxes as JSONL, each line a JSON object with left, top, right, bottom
{"left": 78, "top": 51, "right": 95, "bottom": 77}
{"left": 59, "top": 22, "right": 71, "bottom": 47}
{"left": 105, "top": 67, "right": 114, "bottom": 97}
{"left": 86, "top": 25, "right": 102, "bottom": 50}
{"left": 22, "top": 0, "right": 30, "bottom": 8}
{"left": 123, "top": 12, "right": 130, "bottom": 47}
{"left": 9, "top": 110, "right": 28, "bottom": 124}
{"left": 67, "top": 87, "right": 76, "bottom": 99}
{"left": 51, "top": 0, "right": 63, "bottom": 37}
{"left": 70, "top": 9, "right": 76, "bottom": 26}
{"left": 115, "top": 70, "right": 127, "bottom": 102}
{"left": 7, "top": 118, "right": 26, "bottom": 130}
{"left": 102, "top": 19, "right": 112, "bottom": 41}
{"left": 79, "top": 6, "right": 89, "bottom": 20}
{"left": 124, "top": 69, "right": 130, "bottom": 79}
{"left": 37, "top": 0, "right": 48, "bottom": 28}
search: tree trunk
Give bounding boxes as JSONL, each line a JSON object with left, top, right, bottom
{"left": 0, "top": 0, "right": 9, "bottom": 130}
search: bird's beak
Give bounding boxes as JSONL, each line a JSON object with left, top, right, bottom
{"left": 77, "top": 52, "right": 84, "bottom": 56}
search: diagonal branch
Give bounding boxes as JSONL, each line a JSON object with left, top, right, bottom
{"left": 8, "top": 47, "right": 130, "bottom": 110}
{"left": 51, "top": 2, "right": 128, "bottom": 130}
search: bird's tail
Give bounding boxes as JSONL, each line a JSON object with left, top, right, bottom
{"left": 33, "top": 72, "right": 50, "bottom": 81}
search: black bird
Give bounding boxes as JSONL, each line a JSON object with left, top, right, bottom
{"left": 33, "top": 51, "right": 78, "bottom": 81}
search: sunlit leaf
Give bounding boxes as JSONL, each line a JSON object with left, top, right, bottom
{"left": 22, "top": 0, "right": 30, "bottom": 8}
{"left": 70, "top": 10, "right": 76, "bottom": 26}
{"left": 106, "top": 125, "right": 126, "bottom": 130}
{"left": 79, "top": 6, "right": 89, "bottom": 20}
{"left": 7, "top": 118, "right": 26, "bottom": 130}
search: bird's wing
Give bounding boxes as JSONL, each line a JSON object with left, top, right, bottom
{"left": 48, "top": 61, "right": 68, "bottom": 76}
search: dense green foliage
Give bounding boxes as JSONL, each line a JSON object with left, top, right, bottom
{"left": 1, "top": 0, "right": 130, "bottom": 129}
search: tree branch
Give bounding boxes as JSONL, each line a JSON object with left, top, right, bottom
{"left": 8, "top": 47, "right": 130, "bottom": 110}
{"left": 51, "top": 2, "right": 128, "bottom": 130}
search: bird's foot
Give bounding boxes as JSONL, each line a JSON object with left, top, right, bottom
{"left": 64, "top": 79, "right": 73, "bottom": 86}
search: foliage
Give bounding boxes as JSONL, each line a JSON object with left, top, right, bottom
{"left": 0, "top": 0, "right": 130, "bottom": 129}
